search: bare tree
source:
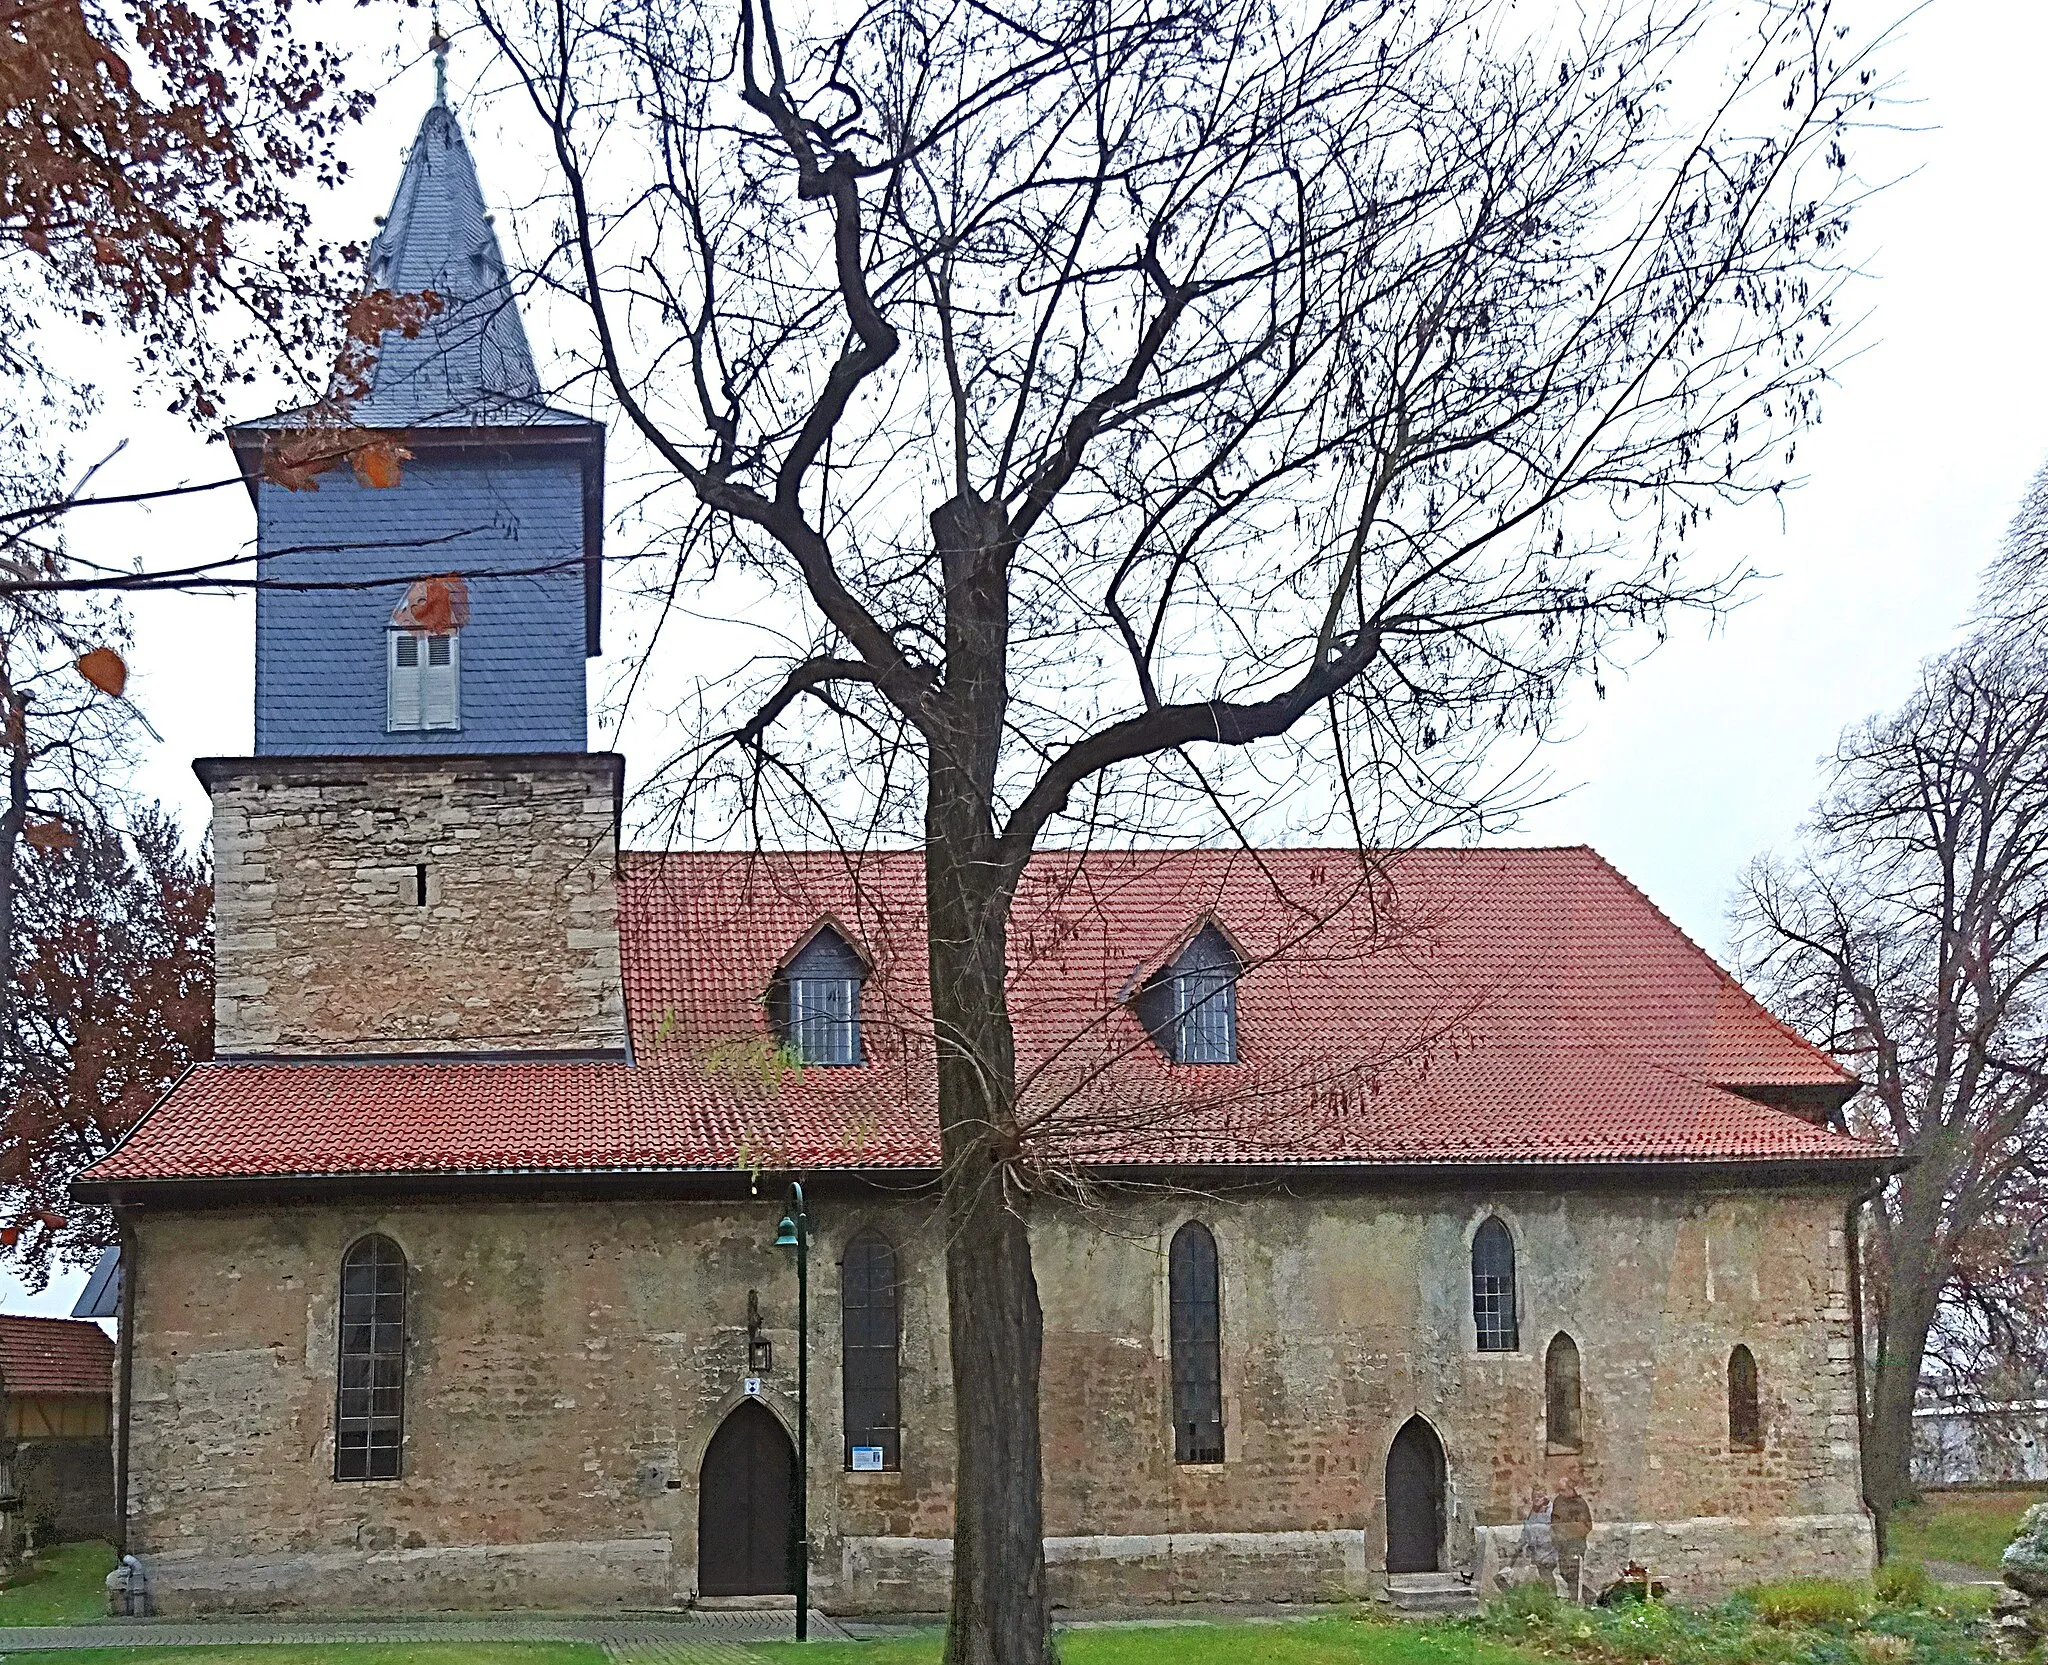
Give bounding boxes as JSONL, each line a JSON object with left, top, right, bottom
{"left": 1736, "top": 636, "right": 2048, "bottom": 1516}
{"left": 468, "top": 0, "right": 1883, "bottom": 1653}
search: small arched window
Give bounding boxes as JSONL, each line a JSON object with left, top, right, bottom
{"left": 335, "top": 1235, "right": 407, "bottom": 1481}
{"left": 841, "top": 1229, "right": 900, "bottom": 1470}
{"left": 1138, "top": 923, "right": 1240, "bottom": 1065}
{"left": 1471, "top": 1218, "right": 1519, "bottom": 1352}
{"left": 1728, "top": 1344, "right": 1762, "bottom": 1449}
{"left": 1169, "top": 1221, "right": 1224, "bottom": 1462}
{"left": 1545, "top": 1332, "right": 1582, "bottom": 1452}
{"left": 772, "top": 926, "right": 867, "bottom": 1066}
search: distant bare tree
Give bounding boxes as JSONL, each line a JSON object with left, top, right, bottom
{"left": 476, "top": 0, "right": 1884, "bottom": 1653}
{"left": 1737, "top": 637, "right": 2048, "bottom": 1516}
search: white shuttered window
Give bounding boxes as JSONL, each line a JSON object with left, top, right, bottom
{"left": 388, "top": 630, "right": 460, "bottom": 731}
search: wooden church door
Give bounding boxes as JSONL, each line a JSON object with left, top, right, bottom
{"left": 1385, "top": 1416, "right": 1446, "bottom": 1574}
{"left": 698, "top": 1400, "right": 798, "bottom": 1597}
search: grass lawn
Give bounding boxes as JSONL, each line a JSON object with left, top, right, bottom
{"left": 1891, "top": 1485, "right": 2048, "bottom": 1571}
{"left": 756, "top": 1618, "right": 1543, "bottom": 1665}
{"left": 0, "top": 1541, "right": 119, "bottom": 1625}
{"left": 0, "top": 1650, "right": 606, "bottom": 1665}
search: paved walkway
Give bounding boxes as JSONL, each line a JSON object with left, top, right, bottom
{"left": 0, "top": 1610, "right": 851, "bottom": 1659}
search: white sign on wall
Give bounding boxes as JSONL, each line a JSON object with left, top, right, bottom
{"left": 743, "top": 1377, "right": 763, "bottom": 1398}
{"left": 850, "top": 1446, "right": 885, "bottom": 1472}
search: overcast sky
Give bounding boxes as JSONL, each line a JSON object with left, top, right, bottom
{"left": 12, "top": 0, "right": 2044, "bottom": 1313}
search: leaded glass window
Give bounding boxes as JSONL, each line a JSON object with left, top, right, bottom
{"left": 841, "top": 1229, "right": 900, "bottom": 1470}
{"left": 1138, "top": 923, "right": 1239, "bottom": 1065}
{"left": 775, "top": 927, "right": 866, "bottom": 1066}
{"left": 335, "top": 1235, "right": 406, "bottom": 1481}
{"left": 1471, "top": 1217, "right": 1519, "bottom": 1352}
{"left": 1170, "top": 1221, "right": 1224, "bottom": 1463}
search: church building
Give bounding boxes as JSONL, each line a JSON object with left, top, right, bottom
{"left": 75, "top": 92, "right": 1888, "bottom": 1617}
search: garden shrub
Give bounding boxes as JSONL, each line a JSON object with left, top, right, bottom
{"left": 1752, "top": 1578, "right": 1871, "bottom": 1627}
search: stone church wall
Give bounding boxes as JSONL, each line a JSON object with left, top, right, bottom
{"left": 202, "top": 753, "right": 625, "bottom": 1055}
{"left": 121, "top": 1181, "right": 1871, "bottom": 1614}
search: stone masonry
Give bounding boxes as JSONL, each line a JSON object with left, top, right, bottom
{"left": 201, "top": 754, "right": 626, "bottom": 1055}
{"left": 123, "top": 1181, "right": 1872, "bottom": 1614}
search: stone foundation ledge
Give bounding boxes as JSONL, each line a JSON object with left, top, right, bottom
{"left": 134, "top": 1536, "right": 674, "bottom": 1616}
{"left": 1475, "top": 1513, "right": 1877, "bottom": 1601}
{"left": 840, "top": 1529, "right": 1371, "bottom": 1613}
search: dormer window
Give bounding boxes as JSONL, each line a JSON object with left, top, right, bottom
{"left": 772, "top": 926, "right": 867, "bottom": 1066}
{"left": 1138, "top": 922, "right": 1240, "bottom": 1065}
{"left": 388, "top": 630, "right": 460, "bottom": 731}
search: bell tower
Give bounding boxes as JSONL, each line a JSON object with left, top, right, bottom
{"left": 204, "top": 81, "right": 625, "bottom": 1060}
{"left": 228, "top": 81, "right": 603, "bottom": 757}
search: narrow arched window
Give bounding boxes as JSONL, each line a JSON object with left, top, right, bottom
{"left": 1471, "top": 1218, "right": 1518, "bottom": 1351}
{"left": 772, "top": 926, "right": 866, "bottom": 1066}
{"left": 1170, "top": 1221, "right": 1224, "bottom": 1462}
{"left": 1728, "top": 1344, "right": 1761, "bottom": 1449}
{"left": 841, "top": 1229, "right": 900, "bottom": 1471}
{"left": 1138, "top": 924, "right": 1240, "bottom": 1065}
{"left": 1546, "top": 1332, "right": 1582, "bottom": 1452}
{"left": 335, "top": 1235, "right": 406, "bottom": 1480}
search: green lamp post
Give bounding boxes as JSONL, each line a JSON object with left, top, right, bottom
{"left": 774, "top": 1182, "right": 809, "bottom": 1641}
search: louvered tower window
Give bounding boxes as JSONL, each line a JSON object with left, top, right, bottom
{"left": 841, "top": 1229, "right": 900, "bottom": 1470}
{"left": 335, "top": 1235, "right": 407, "bottom": 1480}
{"left": 1170, "top": 1221, "right": 1225, "bottom": 1463}
{"left": 388, "top": 630, "right": 460, "bottom": 731}
{"left": 1471, "top": 1218, "right": 1519, "bottom": 1351}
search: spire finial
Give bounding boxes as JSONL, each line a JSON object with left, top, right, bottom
{"left": 427, "top": 6, "right": 449, "bottom": 107}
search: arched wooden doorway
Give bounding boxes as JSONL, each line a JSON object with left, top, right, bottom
{"left": 1385, "top": 1416, "right": 1446, "bottom": 1574}
{"left": 698, "top": 1400, "right": 797, "bottom": 1597}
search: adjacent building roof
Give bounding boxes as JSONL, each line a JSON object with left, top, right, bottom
{"left": 79, "top": 847, "right": 1883, "bottom": 1192}
{"left": 0, "top": 1315, "right": 115, "bottom": 1397}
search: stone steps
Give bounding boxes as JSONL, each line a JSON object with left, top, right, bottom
{"left": 1384, "top": 1572, "right": 1480, "bottom": 1617}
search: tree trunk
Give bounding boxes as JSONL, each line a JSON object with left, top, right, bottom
{"left": 924, "top": 493, "right": 1053, "bottom": 1665}
{"left": 1863, "top": 1164, "right": 1950, "bottom": 1517}
{"left": 0, "top": 683, "right": 28, "bottom": 1049}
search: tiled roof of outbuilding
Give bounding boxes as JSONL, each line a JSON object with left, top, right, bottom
{"left": 0, "top": 1315, "right": 114, "bottom": 1397}
{"left": 80, "top": 847, "right": 1881, "bottom": 1189}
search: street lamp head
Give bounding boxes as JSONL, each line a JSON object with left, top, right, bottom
{"left": 775, "top": 1216, "right": 800, "bottom": 1249}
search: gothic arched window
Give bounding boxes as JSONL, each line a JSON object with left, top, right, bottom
{"left": 1728, "top": 1344, "right": 1762, "bottom": 1449}
{"left": 841, "top": 1229, "right": 900, "bottom": 1470}
{"left": 335, "top": 1235, "right": 407, "bottom": 1480}
{"left": 1546, "top": 1332, "right": 1582, "bottom": 1451}
{"left": 773, "top": 926, "right": 867, "bottom": 1066}
{"left": 1170, "top": 1221, "right": 1224, "bottom": 1462}
{"left": 1138, "top": 924, "right": 1240, "bottom": 1065}
{"left": 1471, "top": 1218, "right": 1519, "bottom": 1352}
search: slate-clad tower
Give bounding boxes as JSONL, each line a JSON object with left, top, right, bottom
{"left": 204, "top": 88, "right": 626, "bottom": 1059}
{"left": 228, "top": 94, "right": 603, "bottom": 755}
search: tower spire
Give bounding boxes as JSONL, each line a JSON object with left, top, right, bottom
{"left": 428, "top": 7, "right": 449, "bottom": 108}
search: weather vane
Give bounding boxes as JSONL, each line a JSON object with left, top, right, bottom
{"left": 428, "top": 5, "right": 450, "bottom": 107}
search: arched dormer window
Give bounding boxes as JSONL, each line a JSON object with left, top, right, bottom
{"left": 1545, "top": 1332, "right": 1582, "bottom": 1451}
{"left": 841, "top": 1228, "right": 900, "bottom": 1471}
{"left": 1470, "top": 1218, "right": 1519, "bottom": 1352}
{"left": 335, "top": 1234, "right": 407, "bottom": 1480}
{"left": 771, "top": 925, "right": 866, "bottom": 1066}
{"left": 1138, "top": 923, "right": 1240, "bottom": 1065}
{"left": 1728, "top": 1344, "right": 1762, "bottom": 1449}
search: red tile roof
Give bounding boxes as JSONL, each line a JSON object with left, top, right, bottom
{"left": 81, "top": 847, "right": 1880, "bottom": 1187}
{"left": 0, "top": 1315, "right": 114, "bottom": 1397}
